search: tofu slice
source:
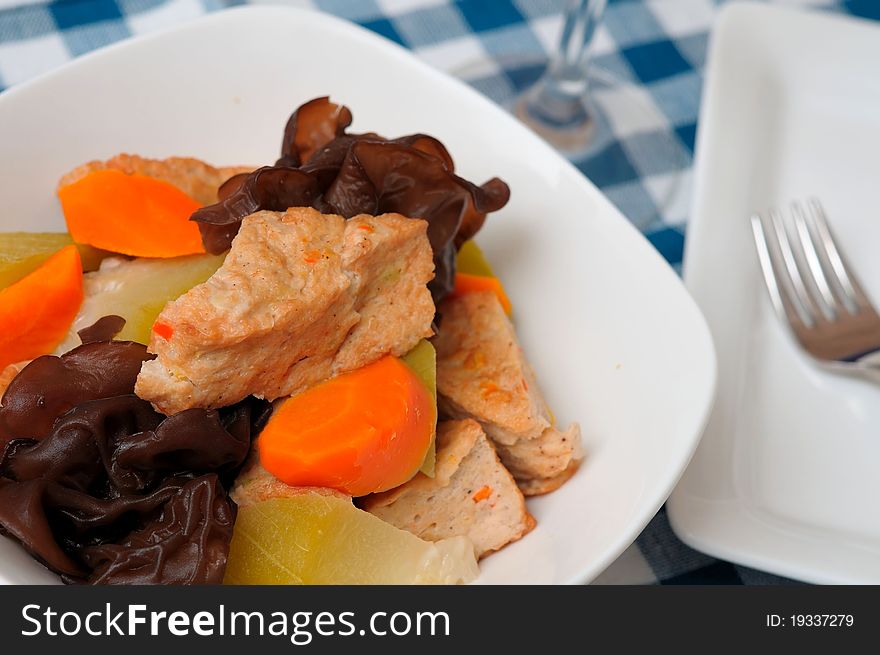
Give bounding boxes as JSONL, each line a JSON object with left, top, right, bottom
{"left": 136, "top": 207, "right": 435, "bottom": 414}
{"left": 434, "top": 291, "right": 582, "bottom": 495}
{"left": 59, "top": 153, "right": 251, "bottom": 206}
{"left": 499, "top": 423, "right": 582, "bottom": 495}
{"left": 231, "top": 456, "right": 349, "bottom": 508}
{"left": 362, "top": 419, "right": 535, "bottom": 558}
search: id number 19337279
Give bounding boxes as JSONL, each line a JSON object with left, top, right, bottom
{"left": 766, "top": 614, "right": 854, "bottom": 628}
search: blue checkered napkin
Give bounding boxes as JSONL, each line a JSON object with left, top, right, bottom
{"left": 2, "top": 0, "right": 878, "bottom": 585}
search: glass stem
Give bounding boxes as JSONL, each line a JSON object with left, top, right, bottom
{"left": 548, "top": 0, "right": 607, "bottom": 96}
{"left": 519, "top": 0, "right": 607, "bottom": 131}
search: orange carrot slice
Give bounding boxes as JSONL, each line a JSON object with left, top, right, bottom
{"left": 58, "top": 169, "right": 205, "bottom": 258}
{"left": 0, "top": 245, "right": 83, "bottom": 369}
{"left": 259, "top": 356, "right": 436, "bottom": 497}
{"left": 451, "top": 272, "right": 512, "bottom": 315}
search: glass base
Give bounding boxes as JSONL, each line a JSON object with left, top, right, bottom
{"left": 514, "top": 78, "right": 597, "bottom": 152}
{"left": 452, "top": 56, "right": 690, "bottom": 230}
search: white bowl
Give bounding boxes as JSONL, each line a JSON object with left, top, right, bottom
{"left": 0, "top": 6, "right": 716, "bottom": 584}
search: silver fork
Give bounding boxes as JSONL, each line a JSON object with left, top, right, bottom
{"left": 751, "top": 198, "right": 880, "bottom": 381}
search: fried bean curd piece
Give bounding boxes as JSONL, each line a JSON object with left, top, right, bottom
{"left": 434, "top": 292, "right": 582, "bottom": 495}
{"left": 230, "top": 454, "right": 349, "bottom": 509}
{"left": 136, "top": 207, "right": 434, "bottom": 414}
{"left": 363, "top": 419, "right": 535, "bottom": 558}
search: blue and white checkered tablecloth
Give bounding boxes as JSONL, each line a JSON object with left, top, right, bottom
{"left": 2, "top": 0, "right": 877, "bottom": 584}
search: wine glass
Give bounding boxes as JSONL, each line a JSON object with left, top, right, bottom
{"left": 515, "top": 0, "right": 609, "bottom": 151}
{"left": 454, "top": 0, "right": 690, "bottom": 233}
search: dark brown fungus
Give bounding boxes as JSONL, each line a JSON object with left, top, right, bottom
{"left": 193, "top": 97, "right": 510, "bottom": 302}
{"left": 279, "top": 96, "right": 353, "bottom": 167}
{"left": 322, "top": 140, "right": 509, "bottom": 300}
{"left": 192, "top": 166, "right": 319, "bottom": 254}
{"left": 79, "top": 475, "right": 235, "bottom": 585}
{"left": 77, "top": 315, "right": 126, "bottom": 344}
{"left": 0, "top": 392, "right": 269, "bottom": 584}
{"left": 0, "top": 340, "right": 153, "bottom": 446}
{"left": 0, "top": 336, "right": 269, "bottom": 584}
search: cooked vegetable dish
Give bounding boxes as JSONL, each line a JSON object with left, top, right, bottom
{"left": 0, "top": 98, "right": 582, "bottom": 584}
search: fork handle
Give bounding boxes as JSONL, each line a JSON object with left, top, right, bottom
{"left": 824, "top": 353, "right": 880, "bottom": 385}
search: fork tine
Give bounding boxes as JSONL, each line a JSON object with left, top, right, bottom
{"left": 792, "top": 201, "right": 838, "bottom": 321}
{"left": 751, "top": 213, "right": 812, "bottom": 328}
{"left": 768, "top": 209, "right": 817, "bottom": 326}
{"left": 751, "top": 214, "right": 787, "bottom": 321}
{"left": 806, "top": 198, "right": 874, "bottom": 314}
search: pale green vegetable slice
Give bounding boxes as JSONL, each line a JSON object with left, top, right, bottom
{"left": 0, "top": 232, "right": 110, "bottom": 289}
{"left": 223, "top": 495, "right": 478, "bottom": 585}
{"left": 402, "top": 339, "right": 437, "bottom": 477}
{"left": 55, "top": 252, "right": 224, "bottom": 353}
{"left": 456, "top": 239, "right": 495, "bottom": 277}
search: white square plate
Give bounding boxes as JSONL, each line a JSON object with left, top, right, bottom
{"left": 669, "top": 2, "right": 880, "bottom": 583}
{"left": 0, "top": 6, "right": 715, "bottom": 584}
